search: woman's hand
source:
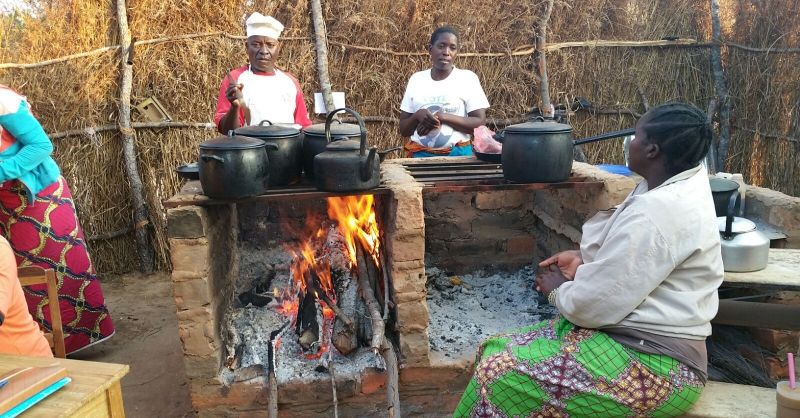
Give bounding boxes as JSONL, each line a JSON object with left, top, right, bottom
{"left": 414, "top": 109, "right": 440, "bottom": 136}
{"left": 538, "top": 250, "right": 583, "bottom": 279}
{"left": 535, "top": 267, "right": 568, "bottom": 297}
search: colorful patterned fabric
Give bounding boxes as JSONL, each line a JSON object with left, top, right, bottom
{"left": 0, "top": 177, "right": 114, "bottom": 354}
{"left": 454, "top": 317, "right": 704, "bottom": 418}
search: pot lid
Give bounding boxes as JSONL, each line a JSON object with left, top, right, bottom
{"left": 505, "top": 118, "right": 572, "bottom": 134}
{"left": 303, "top": 120, "right": 362, "bottom": 137}
{"left": 717, "top": 216, "right": 757, "bottom": 234}
{"left": 200, "top": 131, "right": 265, "bottom": 150}
{"left": 709, "top": 177, "right": 739, "bottom": 193}
{"left": 325, "top": 139, "right": 361, "bottom": 151}
{"left": 235, "top": 120, "right": 300, "bottom": 139}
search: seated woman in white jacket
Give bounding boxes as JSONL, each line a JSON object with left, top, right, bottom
{"left": 454, "top": 102, "right": 723, "bottom": 418}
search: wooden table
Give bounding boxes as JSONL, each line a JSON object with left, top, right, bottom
{"left": 0, "top": 354, "right": 129, "bottom": 417}
{"left": 715, "top": 248, "right": 800, "bottom": 330}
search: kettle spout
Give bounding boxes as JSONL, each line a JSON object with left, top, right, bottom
{"left": 361, "top": 147, "right": 378, "bottom": 182}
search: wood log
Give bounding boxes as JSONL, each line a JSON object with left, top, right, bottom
{"left": 534, "top": 0, "right": 555, "bottom": 118}
{"left": 705, "top": 99, "right": 719, "bottom": 174}
{"left": 115, "top": 0, "right": 154, "bottom": 273}
{"left": 329, "top": 270, "right": 359, "bottom": 355}
{"left": 355, "top": 245, "right": 384, "bottom": 352}
{"left": 296, "top": 289, "right": 322, "bottom": 353}
{"left": 310, "top": 0, "right": 336, "bottom": 114}
{"left": 710, "top": 0, "right": 731, "bottom": 171}
{"left": 381, "top": 339, "right": 400, "bottom": 418}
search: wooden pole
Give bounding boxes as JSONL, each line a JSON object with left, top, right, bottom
{"left": 710, "top": 0, "right": 731, "bottom": 172}
{"left": 115, "top": 0, "right": 154, "bottom": 273}
{"left": 310, "top": 0, "right": 336, "bottom": 114}
{"left": 534, "top": 0, "right": 555, "bottom": 118}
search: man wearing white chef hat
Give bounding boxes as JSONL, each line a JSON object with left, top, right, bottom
{"left": 215, "top": 12, "right": 312, "bottom": 133}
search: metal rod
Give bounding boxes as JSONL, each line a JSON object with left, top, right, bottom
{"left": 573, "top": 128, "right": 636, "bottom": 146}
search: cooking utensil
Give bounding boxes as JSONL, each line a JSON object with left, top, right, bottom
{"left": 175, "top": 162, "right": 200, "bottom": 180}
{"left": 313, "top": 108, "right": 398, "bottom": 192}
{"left": 302, "top": 119, "right": 363, "bottom": 179}
{"left": 235, "top": 120, "right": 302, "bottom": 186}
{"left": 718, "top": 191, "right": 769, "bottom": 272}
{"left": 198, "top": 131, "right": 277, "bottom": 199}
{"left": 497, "top": 117, "right": 574, "bottom": 183}
{"left": 710, "top": 177, "right": 741, "bottom": 217}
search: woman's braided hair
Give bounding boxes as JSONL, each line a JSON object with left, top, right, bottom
{"left": 429, "top": 26, "right": 459, "bottom": 46}
{"left": 640, "top": 102, "right": 713, "bottom": 174}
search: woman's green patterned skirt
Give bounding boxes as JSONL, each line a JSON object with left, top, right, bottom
{"left": 454, "top": 317, "right": 704, "bottom": 417}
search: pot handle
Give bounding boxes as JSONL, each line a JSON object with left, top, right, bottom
{"left": 264, "top": 143, "right": 279, "bottom": 150}
{"left": 200, "top": 154, "right": 225, "bottom": 164}
{"left": 325, "top": 107, "right": 368, "bottom": 155}
{"left": 493, "top": 130, "right": 506, "bottom": 143}
{"left": 258, "top": 120, "right": 273, "bottom": 126}
{"left": 723, "top": 190, "right": 740, "bottom": 240}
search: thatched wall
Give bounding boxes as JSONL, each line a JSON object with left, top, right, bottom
{"left": 1, "top": 0, "right": 798, "bottom": 273}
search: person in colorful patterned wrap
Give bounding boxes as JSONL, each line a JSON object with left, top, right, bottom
{"left": 0, "top": 86, "right": 114, "bottom": 355}
{"left": 455, "top": 102, "right": 723, "bottom": 417}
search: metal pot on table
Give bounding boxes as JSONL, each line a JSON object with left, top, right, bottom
{"left": 302, "top": 118, "right": 363, "bottom": 179}
{"left": 718, "top": 191, "right": 770, "bottom": 272}
{"left": 235, "top": 120, "right": 302, "bottom": 186}
{"left": 198, "top": 131, "right": 277, "bottom": 199}
{"left": 313, "top": 107, "right": 399, "bottom": 192}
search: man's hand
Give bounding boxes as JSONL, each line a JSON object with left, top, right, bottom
{"left": 535, "top": 266, "right": 568, "bottom": 297}
{"left": 538, "top": 250, "right": 583, "bottom": 279}
{"left": 414, "top": 109, "right": 440, "bottom": 136}
{"left": 226, "top": 82, "right": 244, "bottom": 106}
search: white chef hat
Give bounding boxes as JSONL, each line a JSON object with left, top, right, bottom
{"left": 245, "top": 13, "right": 284, "bottom": 39}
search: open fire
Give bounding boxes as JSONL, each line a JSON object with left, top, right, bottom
{"left": 273, "top": 194, "right": 389, "bottom": 359}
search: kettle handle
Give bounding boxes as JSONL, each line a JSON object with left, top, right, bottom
{"left": 325, "top": 107, "right": 368, "bottom": 156}
{"left": 723, "top": 190, "right": 740, "bottom": 239}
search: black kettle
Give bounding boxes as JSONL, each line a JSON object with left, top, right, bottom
{"left": 313, "top": 108, "right": 399, "bottom": 192}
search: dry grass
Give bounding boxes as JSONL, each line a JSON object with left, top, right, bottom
{"left": 1, "top": 0, "right": 798, "bottom": 273}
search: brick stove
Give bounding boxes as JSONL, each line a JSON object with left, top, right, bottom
{"left": 165, "top": 158, "right": 637, "bottom": 417}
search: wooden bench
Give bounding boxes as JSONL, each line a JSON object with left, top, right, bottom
{"left": 685, "top": 381, "right": 776, "bottom": 418}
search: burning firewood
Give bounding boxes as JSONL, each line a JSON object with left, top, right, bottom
{"left": 296, "top": 288, "right": 322, "bottom": 353}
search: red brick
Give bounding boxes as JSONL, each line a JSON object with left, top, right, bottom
{"left": 360, "top": 367, "right": 387, "bottom": 395}
{"left": 506, "top": 235, "right": 536, "bottom": 255}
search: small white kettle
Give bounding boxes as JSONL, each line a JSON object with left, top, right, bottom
{"left": 717, "top": 191, "right": 769, "bottom": 272}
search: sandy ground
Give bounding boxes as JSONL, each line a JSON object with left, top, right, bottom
{"left": 70, "top": 272, "right": 195, "bottom": 418}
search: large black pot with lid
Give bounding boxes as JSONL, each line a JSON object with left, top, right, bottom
{"left": 498, "top": 117, "right": 574, "bottom": 183}
{"left": 302, "top": 118, "right": 363, "bottom": 179}
{"left": 198, "top": 131, "right": 277, "bottom": 199}
{"left": 235, "top": 120, "right": 302, "bottom": 186}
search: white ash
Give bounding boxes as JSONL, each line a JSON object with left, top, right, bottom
{"left": 275, "top": 330, "right": 384, "bottom": 385}
{"left": 222, "top": 303, "right": 384, "bottom": 387}
{"left": 426, "top": 265, "right": 557, "bottom": 362}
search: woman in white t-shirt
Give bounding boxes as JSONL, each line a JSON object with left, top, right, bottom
{"left": 398, "top": 26, "right": 490, "bottom": 157}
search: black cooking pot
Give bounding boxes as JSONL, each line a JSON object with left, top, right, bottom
{"left": 302, "top": 119, "right": 362, "bottom": 179}
{"left": 710, "top": 177, "right": 740, "bottom": 217}
{"left": 498, "top": 117, "right": 574, "bottom": 183}
{"left": 198, "top": 131, "right": 277, "bottom": 199}
{"left": 235, "top": 120, "right": 302, "bottom": 186}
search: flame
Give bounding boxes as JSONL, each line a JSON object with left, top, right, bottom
{"left": 276, "top": 194, "right": 381, "bottom": 359}
{"left": 327, "top": 195, "right": 382, "bottom": 267}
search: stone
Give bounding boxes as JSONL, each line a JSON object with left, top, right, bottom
{"left": 399, "top": 329, "right": 430, "bottom": 366}
{"left": 474, "top": 190, "right": 529, "bottom": 210}
{"left": 390, "top": 187, "right": 425, "bottom": 231}
{"left": 174, "top": 277, "right": 211, "bottom": 310}
{"left": 391, "top": 271, "right": 426, "bottom": 297}
{"left": 396, "top": 298, "right": 429, "bottom": 331}
{"left": 179, "top": 319, "right": 216, "bottom": 357}
{"left": 170, "top": 237, "right": 210, "bottom": 275}
{"left": 386, "top": 230, "right": 425, "bottom": 263}
{"left": 168, "top": 206, "right": 208, "bottom": 239}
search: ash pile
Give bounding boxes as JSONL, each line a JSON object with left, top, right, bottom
{"left": 426, "top": 265, "right": 557, "bottom": 361}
